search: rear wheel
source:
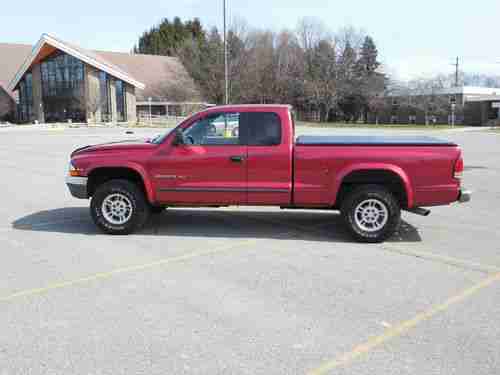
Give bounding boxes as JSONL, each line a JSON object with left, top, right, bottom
{"left": 90, "top": 179, "right": 151, "bottom": 235}
{"left": 341, "top": 185, "right": 401, "bottom": 243}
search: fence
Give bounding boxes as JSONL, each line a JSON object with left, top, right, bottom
{"left": 136, "top": 114, "right": 186, "bottom": 127}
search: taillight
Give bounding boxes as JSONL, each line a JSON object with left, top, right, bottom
{"left": 454, "top": 155, "right": 464, "bottom": 180}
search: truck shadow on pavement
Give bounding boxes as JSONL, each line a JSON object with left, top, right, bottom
{"left": 12, "top": 207, "right": 422, "bottom": 243}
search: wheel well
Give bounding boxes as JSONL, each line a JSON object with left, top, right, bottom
{"left": 337, "top": 170, "right": 408, "bottom": 208}
{"left": 87, "top": 167, "right": 146, "bottom": 197}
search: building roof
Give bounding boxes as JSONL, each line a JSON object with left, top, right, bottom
{"left": 8, "top": 34, "right": 145, "bottom": 91}
{"left": 94, "top": 50, "right": 200, "bottom": 102}
{"left": 0, "top": 83, "right": 16, "bottom": 104}
{"left": 0, "top": 34, "right": 200, "bottom": 102}
{"left": 0, "top": 43, "right": 33, "bottom": 90}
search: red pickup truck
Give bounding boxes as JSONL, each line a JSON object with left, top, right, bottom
{"left": 66, "top": 104, "right": 470, "bottom": 242}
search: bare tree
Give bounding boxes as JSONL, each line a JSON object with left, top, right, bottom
{"left": 304, "top": 37, "right": 338, "bottom": 122}
{"left": 335, "top": 26, "right": 365, "bottom": 54}
{"left": 85, "top": 94, "right": 104, "bottom": 124}
{"left": 273, "top": 30, "right": 306, "bottom": 106}
{"left": 174, "top": 15, "right": 387, "bottom": 122}
{"left": 147, "top": 58, "right": 204, "bottom": 104}
{"left": 177, "top": 27, "right": 225, "bottom": 104}
{"left": 226, "top": 18, "right": 255, "bottom": 103}
{"left": 367, "top": 94, "right": 387, "bottom": 124}
{"left": 395, "top": 77, "right": 451, "bottom": 124}
{"left": 149, "top": 79, "right": 201, "bottom": 103}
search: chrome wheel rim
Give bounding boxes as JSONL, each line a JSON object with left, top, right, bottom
{"left": 101, "top": 193, "right": 133, "bottom": 225}
{"left": 354, "top": 199, "right": 388, "bottom": 232}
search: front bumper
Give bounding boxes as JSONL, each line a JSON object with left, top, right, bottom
{"left": 458, "top": 189, "right": 472, "bottom": 203}
{"left": 66, "top": 176, "right": 88, "bottom": 199}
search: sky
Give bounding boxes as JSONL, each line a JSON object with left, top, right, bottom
{"left": 2, "top": 0, "right": 500, "bottom": 81}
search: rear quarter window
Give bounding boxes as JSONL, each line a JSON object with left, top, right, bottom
{"left": 243, "top": 112, "right": 282, "bottom": 146}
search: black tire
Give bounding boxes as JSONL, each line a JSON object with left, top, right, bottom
{"left": 340, "top": 184, "right": 401, "bottom": 243}
{"left": 151, "top": 206, "right": 166, "bottom": 214}
{"left": 90, "top": 179, "right": 151, "bottom": 235}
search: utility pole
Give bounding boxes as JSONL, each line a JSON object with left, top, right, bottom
{"left": 148, "top": 97, "right": 152, "bottom": 126}
{"left": 453, "top": 57, "right": 459, "bottom": 87}
{"left": 223, "top": 0, "right": 229, "bottom": 105}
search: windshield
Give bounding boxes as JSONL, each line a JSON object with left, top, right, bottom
{"left": 149, "top": 117, "right": 190, "bottom": 144}
{"left": 149, "top": 129, "right": 175, "bottom": 144}
{"left": 150, "top": 110, "right": 211, "bottom": 144}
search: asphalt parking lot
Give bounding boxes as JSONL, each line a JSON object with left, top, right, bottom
{"left": 0, "top": 125, "right": 499, "bottom": 374}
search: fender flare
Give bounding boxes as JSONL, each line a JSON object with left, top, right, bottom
{"left": 86, "top": 162, "right": 156, "bottom": 204}
{"left": 332, "top": 163, "right": 414, "bottom": 208}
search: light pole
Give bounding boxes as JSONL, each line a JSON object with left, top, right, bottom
{"left": 451, "top": 102, "right": 456, "bottom": 127}
{"left": 148, "top": 97, "right": 152, "bottom": 126}
{"left": 223, "top": 0, "right": 229, "bottom": 105}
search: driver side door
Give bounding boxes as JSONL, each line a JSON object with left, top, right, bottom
{"left": 151, "top": 112, "right": 247, "bottom": 205}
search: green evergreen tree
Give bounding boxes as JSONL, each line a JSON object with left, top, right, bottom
{"left": 358, "top": 36, "right": 380, "bottom": 73}
{"left": 133, "top": 17, "right": 206, "bottom": 56}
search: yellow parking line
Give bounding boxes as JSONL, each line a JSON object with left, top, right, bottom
{"left": 307, "top": 272, "right": 500, "bottom": 375}
{"left": 380, "top": 244, "right": 500, "bottom": 274}
{"left": 0, "top": 238, "right": 259, "bottom": 303}
{"left": 256, "top": 216, "right": 500, "bottom": 274}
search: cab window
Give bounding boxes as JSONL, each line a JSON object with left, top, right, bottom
{"left": 243, "top": 112, "right": 282, "bottom": 146}
{"left": 183, "top": 113, "right": 240, "bottom": 145}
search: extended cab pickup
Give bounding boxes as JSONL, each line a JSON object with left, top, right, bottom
{"left": 66, "top": 104, "right": 470, "bottom": 242}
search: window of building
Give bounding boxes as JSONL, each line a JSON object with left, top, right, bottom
{"left": 40, "top": 51, "right": 85, "bottom": 122}
{"left": 18, "top": 73, "right": 33, "bottom": 123}
{"left": 99, "top": 71, "right": 111, "bottom": 122}
{"left": 115, "top": 80, "right": 127, "bottom": 122}
{"left": 488, "top": 105, "right": 499, "bottom": 120}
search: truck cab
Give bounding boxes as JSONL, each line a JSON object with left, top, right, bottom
{"left": 150, "top": 105, "right": 294, "bottom": 206}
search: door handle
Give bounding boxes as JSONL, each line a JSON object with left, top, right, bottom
{"left": 230, "top": 155, "right": 245, "bottom": 163}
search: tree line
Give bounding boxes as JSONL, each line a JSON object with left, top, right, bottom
{"left": 134, "top": 17, "right": 385, "bottom": 122}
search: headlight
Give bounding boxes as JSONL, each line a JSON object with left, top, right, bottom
{"left": 69, "top": 161, "right": 82, "bottom": 177}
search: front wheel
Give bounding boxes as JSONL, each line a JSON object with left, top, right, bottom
{"left": 90, "top": 179, "right": 151, "bottom": 235}
{"left": 341, "top": 185, "right": 401, "bottom": 243}
{"left": 151, "top": 206, "right": 166, "bottom": 214}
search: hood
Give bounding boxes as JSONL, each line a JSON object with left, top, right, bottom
{"left": 71, "top": 139, "right": 157, "bottom": 156}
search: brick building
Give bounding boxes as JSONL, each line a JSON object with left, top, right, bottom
{"left": 378, "top": 86, "right": 500, "bottom": 126}
{"left": 0, "top": 34, "right": 201, "bottom": 124}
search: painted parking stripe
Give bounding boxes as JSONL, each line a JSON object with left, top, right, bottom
{"left": 307, "top": 272, "right": 500, "bottom": 375}
{"left": 245, "top": 213, "right": 500, "bottom": 274}
{"left": 0, "top": 238, "right": 260, "bottom": 303}
{"left": 380, "top": 244, "right": 500, "bottom": 274}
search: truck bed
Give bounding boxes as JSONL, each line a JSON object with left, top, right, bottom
{"left": 296, "top": 135, "right": 456, "bottom": 147}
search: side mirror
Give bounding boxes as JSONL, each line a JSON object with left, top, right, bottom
{"left": 172, "top": 129, "right": 184, "bottom": 146}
